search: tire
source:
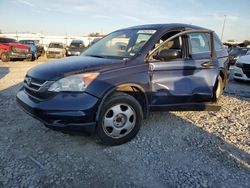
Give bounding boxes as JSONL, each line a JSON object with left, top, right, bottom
{"left": 32, "top": 53, "right": 37, "bottom": 61}
{"left": 26, "top": 56, "right": 32, "bottom": 61}
{"left": 97, "top": 92, "right": 143, "bottom": 145}
{"left": 213, "top": 76, "right": 223, "bottom": 102}
{"left": 1, "top": 52, "right": 10, "bottom": 62}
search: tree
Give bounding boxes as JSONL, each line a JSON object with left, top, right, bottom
{"left": 88, "top": 32, "right": 101, "bottom": 37}
{"left": 0, "top": 29, "right": 2, "bottom": 34}
{"left": 243, "top": 40, "right": 250, "bottom": 47}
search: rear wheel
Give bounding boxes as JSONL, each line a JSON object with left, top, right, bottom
{"left": 1, "top": 52, "right": 10, "bottom": 62}
{"left": 97, "top": 92, "right": 143, "bottom": 145}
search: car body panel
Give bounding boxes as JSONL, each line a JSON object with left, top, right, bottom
{"left": 233, "top": 55, "right": 250, "bottom": 81}
{"left": 16, "top": 23, "right": 229, "bottom": 130}
{"left": 19, "top": 40, "right": 45, "bottom": 58}
{"left": 149, "top": 58, "right": 218, "bottom": 105}
{"left": 66, "top": 40, "right": 86, "bottom": 56}
{"left": 0, "top": 38, "right": 32, "bottom": 60}
{"left": 46, "top": 42, "right": 66, "bottom": 58}
{"left": 229, "top": 47, "right": 249, "bottom": 65}
{"left": 17, "top": 86, "right": 99, "bottom": 128}
{"left": 27, "top": 56, "right": 126, "bottom": 81}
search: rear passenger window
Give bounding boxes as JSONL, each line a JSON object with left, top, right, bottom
{"left": 213, "top": 34, "right": 224, "bottom": 51}
{"left": 188, "top": 33, "right": 211, "bottom": 55}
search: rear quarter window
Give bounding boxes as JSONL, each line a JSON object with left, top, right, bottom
{"left": 213, "top": 33, "right": 224, "bottom": 51}
{"left": 188, "top": 32, "right": 211, "bottom": 59}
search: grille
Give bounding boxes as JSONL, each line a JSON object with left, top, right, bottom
{"left": 242, "top": 64, "right": 250, "bottom": 78}
{"left": 24, "top": 76, "right": 55, "bottom": 100}
{"left": 24, "top": 87, "right": 55, "bottom": 100}
{"left": 47, "top": 51, "right": 61, "bottom": 55}
{"left": 13, "top": 48, "right": 29, "bottom": 53}
{"left": 24, "top": 76, "right": 47, "bottom": 91}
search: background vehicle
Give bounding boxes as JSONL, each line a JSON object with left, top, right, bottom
{"left": 46, "top": 42, "right": 66, "bottom": 58}
{"left": 228, "top": 47, "right": 249, "bottom": 65}
{"left": 19, "top": 40, "right": 45, "bottom": 60}
{"left": 17, "top": 24, "right": 229, "bottom": 145}
{"left": 0, "top": 37, "right": 32, "bottom": 62}
{"left": 66, "top": 40, "right": 85, "bottom": 56}
{"left": 234, "top": 55, "right": 250, "bottom": 81}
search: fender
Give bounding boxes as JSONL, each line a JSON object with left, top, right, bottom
{"left": 95, "top": 83, "right": 149, "bottom": 122}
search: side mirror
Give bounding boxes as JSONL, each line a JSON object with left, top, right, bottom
{"left": 153, "top": 49, "right": 181, "bottom": 61}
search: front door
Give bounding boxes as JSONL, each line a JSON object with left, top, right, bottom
{"left": 149, "top": 31, "right": 218, "bottom": 107}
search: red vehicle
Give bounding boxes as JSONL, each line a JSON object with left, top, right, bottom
{"left": 0, "top": 37, "right": 32, "bottom": 62}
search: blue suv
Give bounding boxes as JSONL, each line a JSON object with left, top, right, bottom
{"left": 16, "top": 24, "right": 229, "bottom": 145}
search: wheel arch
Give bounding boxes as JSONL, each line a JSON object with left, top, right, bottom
{"left": 218, "top": 67, "right": 228, "bottom": 88}
{"left": 95, "top": 83, "right": 149, "bottom": 122}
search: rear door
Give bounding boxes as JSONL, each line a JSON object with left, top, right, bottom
{"left": 149, "top": 30, "right": 218, "bottom": 107}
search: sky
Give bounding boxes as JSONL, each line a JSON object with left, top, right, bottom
{"left": 0, "top": 0, "right": 249, "bottom": 41}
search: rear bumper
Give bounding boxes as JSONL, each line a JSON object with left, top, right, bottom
{"left": 16, "top": 87, "right": 99, "bottom": 133}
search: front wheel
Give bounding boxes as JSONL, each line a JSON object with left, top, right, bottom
{"left": 1, "top": 52, "right": 10, "bottom": 62}
{"left": 97, "top": 92, "right": 143, "bottom": 145}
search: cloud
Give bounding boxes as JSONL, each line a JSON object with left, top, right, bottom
{"left": 93, "top": 15, "right": 113, "bottom": 19}
{"left": 16, "top": 0, "right": 34, "bottom": 7}
{"left": 123, "top": 16, "right": 147, "bottom": 23}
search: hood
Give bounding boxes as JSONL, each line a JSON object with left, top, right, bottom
{"left": 9, "top": 43, "right": 30, "bottom": 49}
{"left": 25, "top": 44, "right": 36, "bottom": 52}
{"left": 27, "top": 56, "right": 125, "bottom": 80}
{"left": 238, "top": 55, "right": 250, "bottom": 64}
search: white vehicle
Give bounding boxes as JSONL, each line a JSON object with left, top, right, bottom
{"left": 234, "top": 55, "right": 250, "bottom": 81}
{"left": 46, "top": 42, "right": 66, "bottom": 58}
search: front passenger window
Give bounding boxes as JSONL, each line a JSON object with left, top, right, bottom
{"left": 152, "top": 36, "right": 183, "bottom": 61}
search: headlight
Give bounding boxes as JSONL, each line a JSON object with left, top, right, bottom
{"left": 11, "top": 47, "right": 17, "bottom": 52}
{"left": 233, "top": 56, "right": 240, "bottom": 60}
{"left": 235, "top": 61, "right": 243, "bottom": 68}
{"left": 48, "top": 72, "right": 99, "bottom": 92}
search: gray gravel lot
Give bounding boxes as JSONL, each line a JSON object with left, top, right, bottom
{"left": 0, "top": 59, "right": 249, "bottom": 188}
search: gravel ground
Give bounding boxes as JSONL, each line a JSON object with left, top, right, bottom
{"left": 0, "top": 59, "right": 249, "bottom": 188}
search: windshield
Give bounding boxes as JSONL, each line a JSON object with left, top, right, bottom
{"left": 83, "top": 29, "right": 156, "bottom": 59}
{"left": 49, "top": 43, "right": 63, "bottom": 48}
{"left": 0, "top": 38, "right": 17, "bottom": 43}
{"left": 19, "top": 40, "right": 35, "bottom": 45}
{"left": 70, "top": 41, "right": 83, "bottom": 48}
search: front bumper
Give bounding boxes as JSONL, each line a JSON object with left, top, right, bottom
{"left": 10, "top": 51, "right": 32, "bottom": 59}
{"left": 46, "top": 52, "right": 64, "bottom": 58}
{"left": 16, "top": 87, "right": 99, "bottom": 133}
{"left": 233, "top": 66, "right": 250, "bottom": 81}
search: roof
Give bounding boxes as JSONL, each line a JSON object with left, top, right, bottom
{"left": 120, "top": 23, "right": 209, "bottom": 31}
